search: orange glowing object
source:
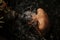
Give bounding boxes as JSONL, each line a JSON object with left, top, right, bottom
{"left": 32, "top": 8, "right": 49, "bottom": 36}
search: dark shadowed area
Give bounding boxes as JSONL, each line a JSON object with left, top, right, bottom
{"left": 0, "top": 0, "right": 60, "bottom": 40}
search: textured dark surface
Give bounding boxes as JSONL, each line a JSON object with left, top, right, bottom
{"left": 0, "top": 0, "right": 60, "bottom": 40}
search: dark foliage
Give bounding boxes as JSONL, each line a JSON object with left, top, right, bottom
{"left": 0, "top": 0, "right": 60, "bottom": 40}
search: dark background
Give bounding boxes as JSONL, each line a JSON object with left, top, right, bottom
{"left": 0, "top": 0, "right": 60, "bottom": 40}
{"left": 9, "top": 0, "right": 60, "bottom": 39}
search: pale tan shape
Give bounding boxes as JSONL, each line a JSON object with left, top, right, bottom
{"left": 32, "top": 8, "right": 49, "bottom": 36}
{"left": 37, "top": 8, "right": 49, "bottom": 31}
